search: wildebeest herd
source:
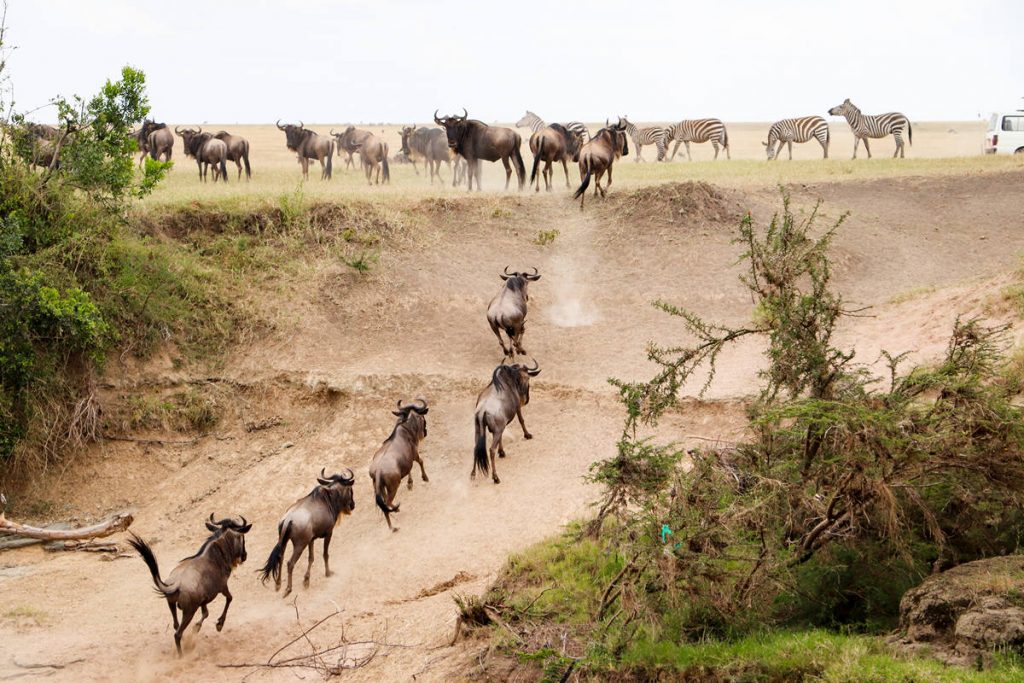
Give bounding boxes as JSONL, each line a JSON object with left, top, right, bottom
{"left": 127, "top": 264, "right": 545, "bottom": 655}
{"left": 15, "top": 99, "right": 912, "bottom": 205}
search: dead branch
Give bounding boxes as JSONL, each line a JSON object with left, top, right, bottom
{"left": 0, "top": 510, "right": 132, "bottom": 542}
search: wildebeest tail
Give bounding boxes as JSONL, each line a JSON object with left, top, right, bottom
{"left": 219, "top": 157, "right": 228, "bottom": 183}
{"left": 127, "top": 532, "right": 177, "bottom": 597}
{"left": 258, "top": 520, "right": 292, "bottom": 585}
{"left": 242, "top": 141, "right": 252, "bottom": 179}
{"left": 473, "top": 412, "right": 489, "bottom": 476}
{"left": 326, "top": 142, "right": 334, "bottom": 179}
{"left": 573, "top": 159, "right": 592, "bottom": 200}
{"left": 530, "top": 137, "right": 544, "bottom": 186}
{"left": 382, "top": 143, "right": 390, "bottom": 183}
{"left": 374, "top": 470, "right": 399, "bottom": 514}
{"left": 513, "top": 143, "right": 526, "bottom": 190}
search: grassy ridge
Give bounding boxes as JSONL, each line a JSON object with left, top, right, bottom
{"left": 475, "top": 528, "right": 1024, "bottom": 682}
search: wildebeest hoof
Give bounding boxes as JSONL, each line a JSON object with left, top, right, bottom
{"left": 326, "top": 570, "right": 334, "bottom": 577}
{"left": 498, "top": 451, "right": 506, "bottom": 458}
{"left": 303, "top": 577, "right": 310, "bottom": 588}
{"left": 493, "top": 476, "right": 501, "bottom": 484}
{"left": 193, "top": 622, "right": 203, "bottom": 633}
{"left": 216, "top": 620, "right": 225, "bottom": 632}
{"left": 283, "top": 588, "right": 292, "bottom": 598}
{"left": 391, "top": 527, "right": 399, "bottom": 533}
{"left": 524, "top": 432, "right": 533, "bottom": 440}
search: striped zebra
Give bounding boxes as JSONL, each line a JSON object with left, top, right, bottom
{"left": 515, "top": 111, "right": 589, "bottom": 142}
{"left": 664, "top": 118, "right": 730, "bottom": 161}
{"left": 620, "top": 116, "right": 666, "bottom": 162}
{"left": 828, "top": 99, "right": 912, "bottom": 159}
{"left": 763, "top": 116, "right": 830, "bottom": 160}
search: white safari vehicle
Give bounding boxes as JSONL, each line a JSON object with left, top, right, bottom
{"left": 985, "top": 109, "right": 1024, "bottom": 154}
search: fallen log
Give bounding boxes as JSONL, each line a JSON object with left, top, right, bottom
{"left": 0, "top": 506, "right": 133, "bottom": 543}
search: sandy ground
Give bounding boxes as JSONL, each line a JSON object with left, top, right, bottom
{"left": 2, "top": 169, "right": 1024, "bottom": 681}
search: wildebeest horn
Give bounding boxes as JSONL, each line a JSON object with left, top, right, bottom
{"left": 337, "top": 468, "right": 355, "bottom": 485}
{"left": 195, "top": 126, "right": 202, "bottom": 135}
{"left": 605, "top": 118, "right": 610, "bottom": 128}
{"left": 298, "top": 120, "right": 304, "bottom": 129}
{"left": 500, "top": 265, "right": 514, "bottom": 281}
{"left": 525, "top": 267, "right": 541, "bottom": 281}
{"left": 525, "top": 358, "right": 541, "bottom": 376}
{"left": 330, "top": 128, "right": 337, "bottom": 136}
{"left": 317, "top": 466, "right": 333, "bottom": 485}
{"left": 206, "top": 512, "right": 218, "bottom": 531}
{"left": 461, "top": 108, "right": 468, "bottom": 119}
{"left": 412, "top": 398, "right": 428, "bottom": 415}
{"left": 175, "top": 125, "right": 183, "bottom": 135}
{"left": 276, "top": 119, "right": 285, "bottom": 130}
{"left": 236, "top": 516, "right": 252, "bottom": 533}
{"left": 434, "top": 109, "right": 442, "bottom": 124}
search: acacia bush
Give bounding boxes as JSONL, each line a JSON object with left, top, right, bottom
{"left": 480, "top": 195, "right": 1024, "bottom": 678}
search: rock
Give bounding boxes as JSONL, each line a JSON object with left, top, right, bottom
{"left": 893, "top": 555, "right": 1024, "bottom": 666}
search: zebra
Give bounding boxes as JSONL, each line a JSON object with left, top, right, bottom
{"left": 515, "top": 111, "right": 589, "bottom": 142}
{"left": 619, "top": 116, "right": 666, "bottom": 162}
{"left": 828, "top": 99, "right": 912, "bottom": 159}
{"left": 763, "top": 116, "right": 830, "bottom": 160}
{"left": 663, "top": 118, "right": 731, "bottom": 161}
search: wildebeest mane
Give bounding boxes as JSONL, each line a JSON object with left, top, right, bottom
{"left": 491, "top": 365, "right": 527, "bottom": 396}
{"left": 308, "top": 483, "right": 351, "bottom": 518}
{"left": 504, "top": 276, "right": 526, "bottom": 293}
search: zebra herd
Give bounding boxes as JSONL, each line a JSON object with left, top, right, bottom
{"left": 532, "top": 98, "right": 910, "bottom": 162}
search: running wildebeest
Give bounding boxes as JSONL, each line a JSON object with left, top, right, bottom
{"left": 529, "top": 123, "right": 583, "bottom": 192}
{"left": 176, "top": 126, "right": 229, "bottom": 182}
{"left": 128, "top": 515, "right": 252, "bottom": 656}
{"left": 277, "top": 120, "right": 334, "bottom": 180}
{"left": 434, "top": 109, "right": 525, "bottom": 192}
{"left": 573, "top": 119, "right": 628, "bottom": 209}
{"left": 487, "top": 266, "right": 541, "bottom": 358}
{"left": 355, "top": 131, "right": 391, "bottom": 185}
{"left": 369, "top": 399, "right": 429, "bottom": 532}
{"left": 145, "top": 120, "right": 174, "bottom": 163}
{"left": 331, "top": 126, "right": 372, "bottom": 171}
{"left": 400, "top": 125, "right": 453, "bottom": 184}
{"left": 214, "top": 130, "right": 252, "bottom": 180}
{"left": 473, "top": 360, "right": 541, "bottom": 484}
{"left": 258, "top": 468, "right": 355, "bottom": 597}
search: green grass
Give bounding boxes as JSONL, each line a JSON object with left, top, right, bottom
{"left": 483, "top": 527, "right": 1024, "bottom": 682}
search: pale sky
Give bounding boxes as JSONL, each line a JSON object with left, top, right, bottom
{"left": 6, "top": 0, "right": 1022, "bottom": 124}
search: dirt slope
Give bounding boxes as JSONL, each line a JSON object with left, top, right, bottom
{"left": 2, "top": 172, "right": 1023, "bottom": 682}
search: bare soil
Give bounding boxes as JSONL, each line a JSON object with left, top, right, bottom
{"left": 2, "top": 170, "right": 1023, "bottom": 681}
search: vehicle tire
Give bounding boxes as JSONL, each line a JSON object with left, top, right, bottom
{"left": 1015, "top": 147, "right": 1024, "bottom": 155}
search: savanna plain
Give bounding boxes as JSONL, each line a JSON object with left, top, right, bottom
{"left": 3, "top": 118, "right": 1024, "bottom": 682}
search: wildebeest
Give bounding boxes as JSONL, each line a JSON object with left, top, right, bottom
{"left": 368, "top": 399, "right": 429, "bottom": 532}
{"left": 128, "top": 515, "right": 252, "bottom": 656}
{"left": 354, "top": 131, "right": 390, "bottom": 185}
{"left": 487, "top": 266, "right": 541, "bottom": 358}
{"left": 400, "top": 125, "right": 453, "bottom": 184}
{"left": 473, "top": 360, "right": 540, "bottom": 484}
{"left": 434, "top": 109, "right": 525, "bottom": 192}
{"left": 277, "top": 120, "right": 334, "bottom": 180}
{"left": 529, "top": 123, "right": 582, "bottom": 192}
{"left": 214, "top": 130, "right": 252, "bottom": 180}
{"left": 258, "top": 468, "right": 355, "bottom": 597}
{"left": 176, "top": 126, "right": 229, "bottom": 182}
{"left": 573, "top": 119, "right": 629, "bottom": 208}
{"left": 331, "top": 126, "right": 372, "bottom": 170}
{"left": 144, "top": 120, "right": 174, "bottom": 164}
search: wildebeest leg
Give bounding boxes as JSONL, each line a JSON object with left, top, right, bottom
{"left": 193, "top": 604, "right": 209, "bottom": 632}
{"left": 562, "top": 158, "right": 570, "bottom": 188}
{"left": 607, "top": 164, "right": 614, "bottom": 191}
{"left": 412, "top": 158, "right": 420, "bottom": 175}
{"left": 283, "top": 540, "right": 304, "bottom": 597}
{"left": 489, "top": 319, "right": 510, "bottom": 356}
{"left": 175, "top": 605, "right": 198, "bottom": 656}
{"left": 323, "top": 531, "right": 334, "bottom": 577}
{"left": 502, "top": 156, "right": 513, "bottom": 190}
{"left": 516, "top": 406, "right": 533, "bottom": 440}
{"left": 215, "top": 588, "right": 232, "bottom": 632}
{"left": 490, "top": 422, "right": 504, "bottom": 483}
{"left": 303, "top": 542, "right": 314, "bottom": 587}
{"left": 167, "top": 599, "right": 179, "bottom": 631}
{"left": 416, "top": 452, "right": 429, "bottom": 482}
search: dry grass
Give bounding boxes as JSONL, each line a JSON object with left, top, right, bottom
{"left": 138, "top": 120, "right": 1021, "bottom": 208}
